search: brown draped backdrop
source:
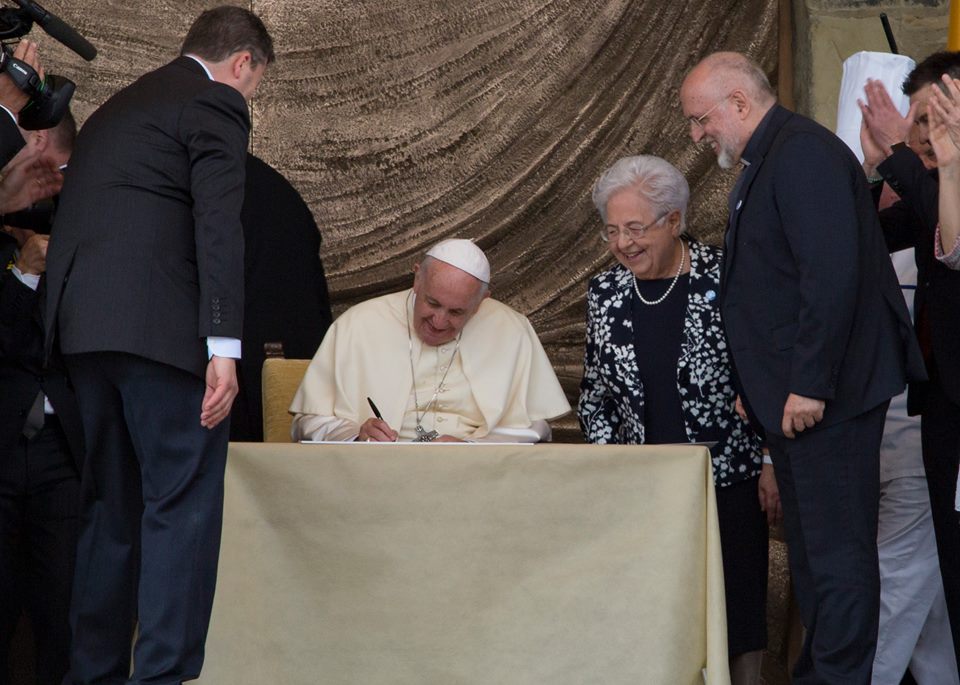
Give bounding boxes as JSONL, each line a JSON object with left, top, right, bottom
{"left": 43, "top": 0, "right": 779, "bottom": 406}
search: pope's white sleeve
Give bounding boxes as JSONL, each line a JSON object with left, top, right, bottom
{"left": 291, "top": 413, "right": 360, "bottom": 442}
{"left": 472, "top": 419, "right": 551, "bottom": 443}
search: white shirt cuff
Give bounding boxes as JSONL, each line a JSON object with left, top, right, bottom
{"left": 207, "top": 336, "right": 241, "bottom": 359}
{"left": 12, "top": 265, "right": 40, "bottom": 290}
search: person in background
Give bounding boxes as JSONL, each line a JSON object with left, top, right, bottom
{"left": 929, "top": 74, "right": 960, "bottom": 268}
{"left": 0, "top": 110, "right": 80, "bottom": 685}
{"left": 0, "top": 40, "right": 51, "bottom": 167}
{"left": 578, "top": 155, "right": 771, "bottom": 685}
{"left": 860, "top": 53, "right": 960, "bottom": 670}
{"left": 230, "top": 153, "right": 333, "bottom": 442}
{"left": 873, "top": 247, "right": 957, "bottom": 685}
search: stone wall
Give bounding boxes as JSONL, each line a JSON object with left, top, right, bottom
{"left": 794, "top": 0, "right": 951, "bottom": 127}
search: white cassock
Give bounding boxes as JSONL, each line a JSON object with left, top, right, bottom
{"left": 289, "top": 289, "right": 571, "bottom": 442}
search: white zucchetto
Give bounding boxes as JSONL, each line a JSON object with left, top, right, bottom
{"left": 425, "top": 239, "right": 490, "bottom": 284}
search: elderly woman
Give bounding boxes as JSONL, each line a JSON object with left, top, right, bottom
{"left": 578, "top": 155, "right": 773, "bottom": 685}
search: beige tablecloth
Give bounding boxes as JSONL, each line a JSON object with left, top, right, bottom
{"left": 197, "top": 443, "right": 729, "bottom": 685}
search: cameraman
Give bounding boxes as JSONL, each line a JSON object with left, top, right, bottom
{"left": 0, "top": 109, "right": 79, "bottom": 685}
{"left": 0, "top": 39, "right": 48, "bottom": 167}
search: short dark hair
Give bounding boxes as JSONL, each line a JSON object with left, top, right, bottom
{"left": 48, "top": 106, "right": 76, "bottom": 153}
{"left": 180, "top": 6, "right": 275, "bottom": 67}
{"left": 903, "top": 51, "right": 960, "bottom": 95}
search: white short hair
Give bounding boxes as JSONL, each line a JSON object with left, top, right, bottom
{"left": 592, "top": 155, "right": 690, "bottom": 229}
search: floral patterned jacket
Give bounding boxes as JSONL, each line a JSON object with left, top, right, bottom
{"left": 578, "top": 239, "right": 762, "bottom": 487}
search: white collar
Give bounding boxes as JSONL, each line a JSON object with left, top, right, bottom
{"left": 184, "top": 54, "right": 214, "bottom": 81}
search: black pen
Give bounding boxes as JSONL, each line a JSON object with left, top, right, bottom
{"left": 366, "top": 397, "right": 398, "bottom": 442}
{"left": 367, "top": 397, "right": 384, "bottom": 421}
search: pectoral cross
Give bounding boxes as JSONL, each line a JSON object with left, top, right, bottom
{"left": 414, "top": 424, "right": 439, "bottom": 442}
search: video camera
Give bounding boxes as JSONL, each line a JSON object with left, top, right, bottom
{"left": 0, "top": 0, "right": 95, "bottom": 130}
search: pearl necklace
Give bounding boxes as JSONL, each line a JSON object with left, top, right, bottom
{"left": 633, "top": 239, "right": 686, "bottom": 305}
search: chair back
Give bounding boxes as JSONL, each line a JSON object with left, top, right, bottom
{"left": 261, "top": 358, "right": 311, "bottom": 443}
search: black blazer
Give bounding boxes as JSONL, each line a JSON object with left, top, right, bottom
{"left": 877, "top": 147, "right": 960, "bottom": 411}
{"left": 230, "top": 154, "right": 333, "bottom": 441}
{"left": 578, "top": 240, "right": 762, "bottom": 487}
{"left": 0, "top": 235, "right": 83, "bottom": 466}
{"left": 45, "top": 57, "right": 250, "bottom": 379}
{"left": 722, "top": 105, "right": 925, "bottom": 436}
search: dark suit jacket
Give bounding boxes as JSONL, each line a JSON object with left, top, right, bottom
{"left": 877, "top": 147, "right": 960, "bottom": 411}
{"left": 0, "top": 235, "right": 83, "bottom": 466}
{"left": 230, "top": 154, "right": 332, "bottom": 441}
{"left": 45, "top": 57, "right": 250, "bottom": 379}
{"left": 0, "top": 108, "right": 24, "bottom": 168}
{"left": 722, "top": 104, "right": 924, "bottom": 437}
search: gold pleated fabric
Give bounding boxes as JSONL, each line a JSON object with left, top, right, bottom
{"left": 43, "top": 0, "right": 779, "bottom": 406}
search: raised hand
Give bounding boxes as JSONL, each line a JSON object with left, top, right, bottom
{"left": 858, "top": 78, "right": 915, "bottom": 158}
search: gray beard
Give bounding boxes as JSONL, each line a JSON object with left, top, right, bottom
{"left": 717, "top": 147, "right": 737, "bottom": 170}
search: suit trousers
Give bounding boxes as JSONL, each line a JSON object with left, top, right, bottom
{"left": 919, "top": 378, "right": 960, "bottom": 672}
{"left": 766, "top": 400, "right": 888, "bottom": 685}
{"left": 64, "top": 352, "right": 229, "bottom": 685}
{"left": 0, "top": 417, "right": 79, "bottom": 685}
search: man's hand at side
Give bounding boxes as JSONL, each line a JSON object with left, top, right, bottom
{"left": 758, "top": 462, "right": 782, "bottom": 526}
{"left": 201, "top": 355, "right": 238, "bottom": 429}
{"left": 781, "top": 392, "right": 825, "bottom": 438}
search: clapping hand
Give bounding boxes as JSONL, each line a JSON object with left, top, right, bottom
{"left": 858, "top": 78, "right": 916, "bottom": 169}
{"left": 928, "top": 75, "right": 960, "bottom": 170}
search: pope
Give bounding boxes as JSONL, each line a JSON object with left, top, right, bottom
{"left": 290, "top": 239, "right": 571, "bottom": 442}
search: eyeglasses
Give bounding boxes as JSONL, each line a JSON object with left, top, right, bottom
{"left": 600, "top": 211, "right": 671, "bottom": 243}
{"left": 688, "top": 93, "right": 732, "bottom": 132}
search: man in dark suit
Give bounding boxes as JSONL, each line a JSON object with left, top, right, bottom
{"left": 859, "top": 51, "right": 960, "bottom": 670}
{"left": 230, "top": 153, "right": 332, "bottom": 442}
{"left": 680, "top": 52, "right": 925, "bottom": 684}
{"left": 0, "top": 110, "right": 80, "bottom": 685}
{"left": 44, "top": 7, "right": 274, "bottom": 684}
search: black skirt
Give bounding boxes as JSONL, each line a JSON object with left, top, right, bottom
{"left": 715, "top": 474, "right": 769, "bottom": 656}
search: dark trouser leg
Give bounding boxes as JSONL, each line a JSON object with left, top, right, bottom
{"left": 67, "top": 352, "right": 229, "bottom": 685}
{"left": 24, "top": 419, "right": 80, "bottom": 685}
{"left": 919, "top": 380, "right": 960, "bottom": 672}
{"left": 766, "top": 401, "right": 887, "bottom": 685}
{"left": 120, "top": 356, "right": 229, "bottom": 684}
{"left": 0, "top": 436, "right": 26, "bottom": 685}
{"left": 65, "top": 354, "right": 143, "bottom": 685}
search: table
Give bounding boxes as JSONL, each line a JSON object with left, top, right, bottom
{"left": 197, "top": 443, "right": 729, "bottom": 685}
